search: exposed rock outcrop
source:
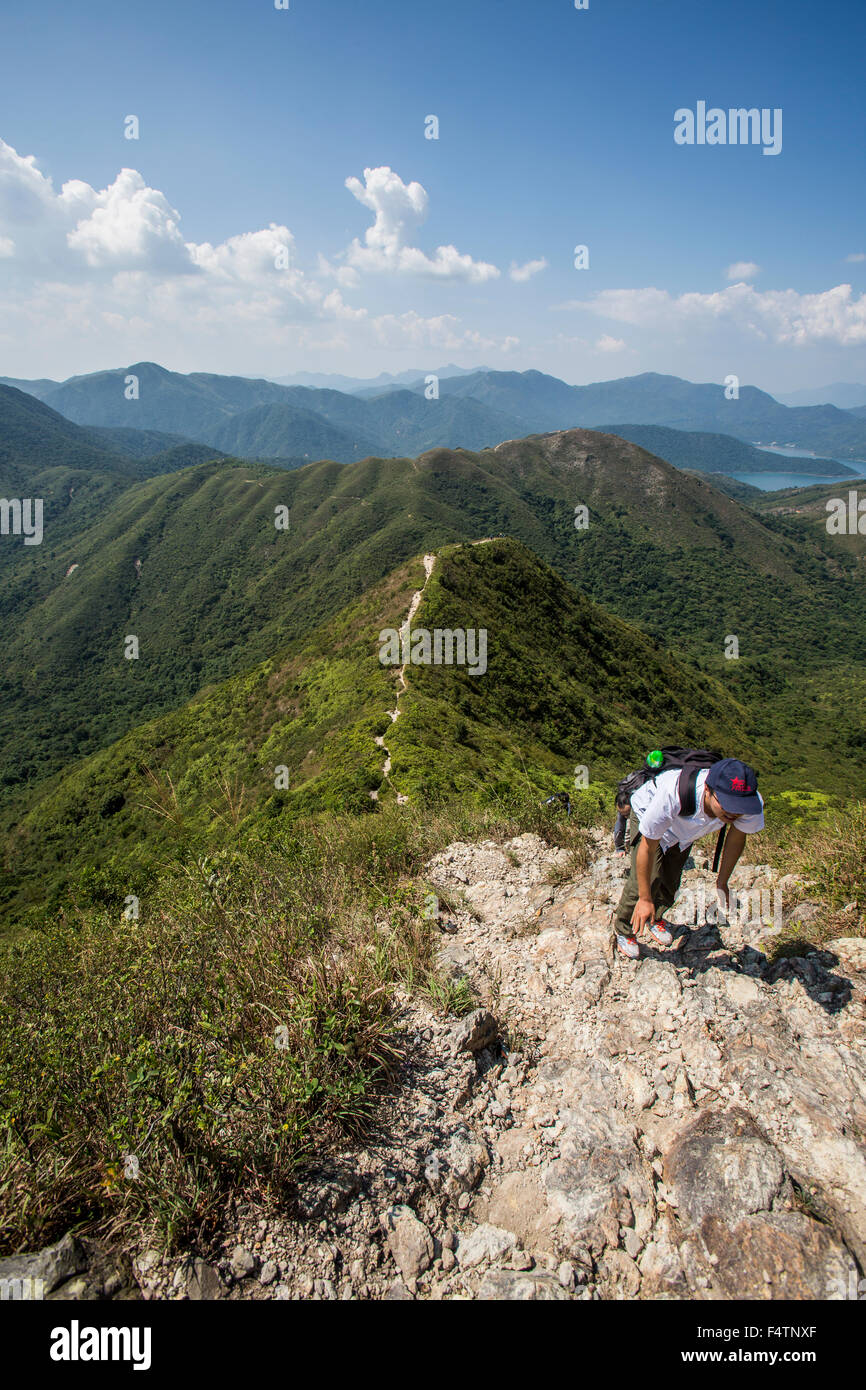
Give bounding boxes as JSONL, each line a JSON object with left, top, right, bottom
{"left": 8, "top": 831, "right": 865, "bottom": 1301}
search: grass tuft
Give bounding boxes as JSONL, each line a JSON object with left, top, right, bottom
{"left": 0, "top": 790, "right": 588, "bottom": 1255}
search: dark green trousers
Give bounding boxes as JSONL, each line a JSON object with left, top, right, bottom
{"left": 613, "top": 815, "right": 690, "bottom": 937}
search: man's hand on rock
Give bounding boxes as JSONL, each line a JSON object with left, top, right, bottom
{"left": 631, "top": 897, "right": 656, "bottom": 934}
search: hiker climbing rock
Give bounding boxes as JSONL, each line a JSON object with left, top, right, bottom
{"left": 612, "top": 752, "right": 764, "bottom": 959}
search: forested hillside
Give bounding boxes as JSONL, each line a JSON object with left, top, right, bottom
{"left": 0, "top": 540, "right": 758, "bottom": 924}
{"left": 2, "top": 428, "right": 864, "bottom": 806}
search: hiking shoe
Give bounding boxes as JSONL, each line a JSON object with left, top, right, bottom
{"left": 648, "top": 920, "right": 674, "bottom": 947}
{"left": 616, "top": 933, "right": 640, "bottom": 959}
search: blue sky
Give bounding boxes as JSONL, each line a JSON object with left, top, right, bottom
{"left": 1, "top": 0, "right": 864, "bottom": 391}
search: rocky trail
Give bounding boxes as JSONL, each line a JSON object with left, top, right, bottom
{"left": 370, "top": 552, "right": 436, "bottom": 805}
{"left": 370, "top": 541, "right": 494, "bottom": 805}
{"left": 16, "top": 829, "right": 866, "bottom": 1302}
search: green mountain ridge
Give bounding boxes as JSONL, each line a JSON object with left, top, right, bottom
{"left": 2, "top": 426, "right": 864, "bottom": 804}
{"left": 0, "top": 384, "right": 223, "bottom": 487}
{"left": 385, "top": 540, "right": 760, "bottom": 801}
{"left": 0, "top": 386, "right": 222, "bottom": 574}
{"left": 209, "top": 399, "right": 382, "bottom": 463}
{"left": 0, "top": 539, "right": 761, "bottom": 927}
{"left": 749, "top": 476, "right": 866, "bottom": 559}
{"left": 0, "top": 384, "right": 144, "bottom": 484}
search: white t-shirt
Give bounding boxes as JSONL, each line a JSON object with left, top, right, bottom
{"left": 630, "top": 768, "right": 764, "bottom": 851}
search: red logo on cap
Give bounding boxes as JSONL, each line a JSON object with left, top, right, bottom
{"left": 730, "top": 776, "right": 747, "bottom": 791}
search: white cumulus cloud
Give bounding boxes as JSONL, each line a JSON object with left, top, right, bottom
{"left": 596, "top": 334, "right": 626, "bottom": 352}
{"left": 189, "top": 225, "right": 295, "bottom": 281}
{"left": 371, "top": 310, "right": 515, "bottom": 352}
{"left": 726, "top": 260, "right": 760, "bottom": 282}
{"left": 0, "top": 137, "right": 372, "bottom": 368}
{"left": 316, "top": 253, "right": 361, "bottom": 289}
{"left": 0, "top": 138, "right": 531, "bottom": 373}
{"left": 509, "top": 258, "right": 548, "bottom": 282}
{"left": 563, "top": 282, "right": 866, "bottom": 347}
{"left": 66, "top": 169, "right": 188, "bottom": 270}
{"left": 345, "top": 166, "right": 499, "bottom": 282}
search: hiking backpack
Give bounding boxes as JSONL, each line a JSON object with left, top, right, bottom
{"left": 616, "top": 747, "right": 728, "bottom": 872}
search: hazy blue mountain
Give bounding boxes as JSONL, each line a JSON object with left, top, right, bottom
{"left": 29, "top": 362, "right": 288, "bottom": 435}
{"left": 9, "top": 362, "right": 866, "bottom": 467}
{"left": 431, "top": 370, "right": 866, "bottom": 461}
{"left": 4, "top": 363, "right": 523, "bottom": 460}
{"left": 0, "top": 384, "right": 149, "bottom": 483}
{"left": 81, "top": 425, "right": 215, "bottom": 459}
{"left": 209, "top": 401, "right": 380, "bottom": 463}
{"left": 0, "top": 375, "right": 62, "bottom": 400}
{"left": 0, "top": 384, "right": 224, "bottom": 496}
{"left": 291, "top": 386, "right": 529, "bottom": 454}
{"left": 428, "top": 368, "right": 578, "bottom": 430}
{"left": 281, "top": 385, "right": 396, "bottom": 436}
{"left": 776, "top": 382, "right": 866, "bottom": 410}
{"left": 205, "top": 387, "right": 529, "bottom": 461}
{"left": 267, "top": 364, "right": 491, "bottom": 392}
{"left": 598, "top": 423, "right": 853, "bottom": 476}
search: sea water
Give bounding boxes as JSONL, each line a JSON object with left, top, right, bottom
{"left": 728, "top": 470, "right": 865, "bottom": 491}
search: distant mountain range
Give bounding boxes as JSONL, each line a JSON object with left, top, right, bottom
{"left": 5, "top": 363, "right": 866, "bottom": 470}
{"left": 591, "top": 424, "right": 845, "bottom": 476}
{"left": 417, "top": 370, "right": 866, "bottom": 463}
{"left": 264, "top": 364, "right": 491, "bottom": 393}
{"left": 0, "top": 365, "right": 288, "bottom": 440}
{"left": 776, "top": 382, "right": 866, "bottom": 410}
{"left": 207, "top": 386, "right": 529, "bottom": 463}
{"left": 0, "top": 364, "right": 532, "bottom": 464}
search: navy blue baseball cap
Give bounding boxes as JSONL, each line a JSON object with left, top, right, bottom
{"left": 705, "top": 759, "right": 761, "bottom": 815}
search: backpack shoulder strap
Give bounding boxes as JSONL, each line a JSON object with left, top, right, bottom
{"left": 677, "top": 764, "right": 702, "bottom": 817}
